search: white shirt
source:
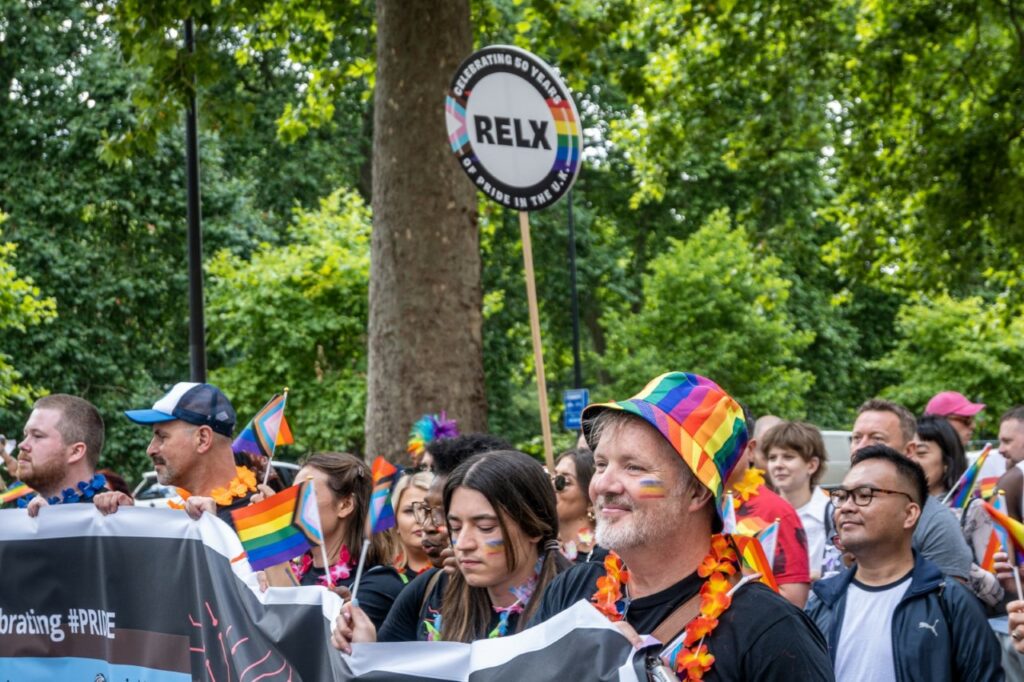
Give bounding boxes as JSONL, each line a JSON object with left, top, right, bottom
{"left": 834, "top": 572, "right": 913, "bottom": 682}
{"left": 797, "top": 487, "right": 830, "bottom": 580}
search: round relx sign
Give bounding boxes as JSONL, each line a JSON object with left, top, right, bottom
{"left": 445, "top": 45, "right": 583, "bottom": 211}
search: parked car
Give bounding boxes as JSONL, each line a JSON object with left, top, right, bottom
{"left": 819, "top": 430, "right": 851, "bottom": 488}
{"left": 132, "top": 461, "right": 301, "bottom": 508}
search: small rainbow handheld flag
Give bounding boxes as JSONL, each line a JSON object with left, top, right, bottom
{"left": 367, "top": 456, "right": 398, "bottom": 535}
{"left": 0, "top": 481, "right": 33, "bottom": 505}
{"left": 757, "top": 519, "right": 780, "bottom": 569}
{"left": 944, "top": 444, "right": 991, "bottom": 510}
{"left": 983, "top": 498, "right": 1024, "bottom": 563}
{"left": 233, "top": 392, "right": 294, "bottom": 459}
{"left": 720, "top": 491, "right": 737, "bottom": 534}
{"left": 731, "top": 533, "right": 780, "bottom": 592}
{"left": 231, "top": 481, "right": 322, "bottom": 572}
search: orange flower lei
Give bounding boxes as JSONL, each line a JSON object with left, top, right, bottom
{"left": 591, "top": 534, "right": 739, "bottom": 681}
{"left": 208, "top": 466, "right": 258, "bottom": 506}
{"left": 169, "top": 466, "right": 258, "bottom": 509}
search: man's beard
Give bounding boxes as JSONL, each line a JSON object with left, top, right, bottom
{"left": 19, "top": 456, "right": 68, "bottom": 497}
{"left": 594, "top": 490, "right": 688, "bottom": 551}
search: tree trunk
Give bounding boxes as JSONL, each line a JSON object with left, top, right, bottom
{"left": 366, "top": 0, "right": 485, "bottom": 461}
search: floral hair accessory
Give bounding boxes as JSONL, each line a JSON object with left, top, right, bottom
{"left": 407, "top": 412, "right": 459, "bottom": 464}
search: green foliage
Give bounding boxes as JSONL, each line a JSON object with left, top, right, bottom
{"left": 876, "top": 293, "right": 1024, "bottom": 435}
{"left": 207, "top": 190, "right": 371, "bottom": 456}
{"left": 600, "top": 210, "right": 814, "bottom": 416}
{"left": 0, "top": 213, "right": 57, "bottom": 408}
{"left": 824, "top": 0, "right": 1024, "bottom": 299}
{"left": 103, "top": 0, "right": 374, "bottom": 159}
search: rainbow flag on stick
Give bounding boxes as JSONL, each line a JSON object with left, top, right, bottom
{"left": 720, "top": 491, "right": 737, "bottom": 534}
{"left": 731, "top": 533, "right": 779, "bottom": 592}
{"left": 943, "top": 443, "right": 991, "bottom": 510}
{"left": 231, "top": 481, "right": 322, "bottom": 573}
{"left": 367, "top": 456, "right": 398, "bottom": 535}
{"left": 757, "top": 519, "right": 780, "bottom": 569}
{"left": 0, "top": 481, "right": 33, "bottom": 505}
{"left": 983, "top": 497, "right": 1024, "bottom": 564}
{"left": 233, "top": 391, "right": 294, "bottom": 459}
{"left": 352, "top": 457, "right": 399, "bottom": 601}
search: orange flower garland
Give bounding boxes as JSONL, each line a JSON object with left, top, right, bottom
{"left": 209, "top": 466, "right": 258, "bottom": 506}
{"left": 592, "top": 552, "right": 630, "bottom": 621}
{"left": 169, "top": 466, "right": 257, "bottom": 509}
{"left": 592, "top": 534, "right": 739, "bottom": 681}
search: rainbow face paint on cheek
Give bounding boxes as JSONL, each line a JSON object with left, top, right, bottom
{"left": 638, "top": 478, "right": 667, "bottom": 499}
{"left": 484, "top": 538, "right": 505, "bottom": 555}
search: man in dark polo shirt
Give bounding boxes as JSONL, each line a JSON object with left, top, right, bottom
{"left": 530, "top": 372, "right": 833, "bottom": 681}
{"left": 95, "top": 382, "right": 254, "bottom": 525}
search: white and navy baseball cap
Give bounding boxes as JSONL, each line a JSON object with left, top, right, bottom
{"left": 125, "top": 382, "right": 237, "bottom": 437}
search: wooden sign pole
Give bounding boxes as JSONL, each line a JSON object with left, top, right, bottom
{"left": 519, "top": 211, "right": 555, "bottom": 472}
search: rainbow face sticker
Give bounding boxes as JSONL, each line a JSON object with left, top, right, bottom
{"left": 638, "top": 478, "right": 667, "bottom": 499}
{"left": 484, "top": 538, "right": 505, "bottom": 556}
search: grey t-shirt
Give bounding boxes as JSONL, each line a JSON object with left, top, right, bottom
{"left": 912, "top": 496, "right": 972, "bottom": 580}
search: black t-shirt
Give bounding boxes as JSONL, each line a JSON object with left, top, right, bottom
{"left": 298, "top": 562, "right": 404, "bottom": 631}
{"left": 378, "top": 568, "right": 525, "bottom": 642}
{"left": 531, "top": 562, "right": 834, "bottom": 682}
{"left": 574, "top": 544, "right": 610, "bottom": 565}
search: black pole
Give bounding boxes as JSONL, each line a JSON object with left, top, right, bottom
{"left": 567, "top": 190, "right": 582, "bottom": 388}
{"left": 184, "top": 18, "right": 206, "bottom": 382}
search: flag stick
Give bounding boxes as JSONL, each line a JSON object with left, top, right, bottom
{"left": 320, "top": 541, "right": 334, "bottom": 588}
{"left": 519, "top": 211, "right": 555, "bottom": 472}
{"left": 349, "top": 538, "right": 372, "bottom": 603}
{"left": 941, "top": 442, "right": 991, "bottom": 505}
{"left": 262, "top": 387, "right": 289, "bottom": 488}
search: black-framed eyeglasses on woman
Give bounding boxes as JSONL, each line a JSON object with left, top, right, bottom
{"left": 828, "top": 486, "right": 915, "bottom": 507}
{"left": 411, "top": 501, "right": 446, "bottom": 527}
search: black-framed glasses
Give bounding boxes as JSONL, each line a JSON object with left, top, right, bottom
{"left": 829, "top": 486, "right": 915, "bottom": 507}
{"left": 411, "top": 501, "right": 445, "bottom": 528}
{"left": 551, "top": 474, "right": 568, "bottom": 492}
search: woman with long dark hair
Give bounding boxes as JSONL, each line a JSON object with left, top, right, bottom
{"left": 332, "top": 449, "right": 571, "bottom": 648}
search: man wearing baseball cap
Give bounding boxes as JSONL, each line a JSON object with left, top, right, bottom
{"left": 530, "top": 372, "right": 832, "bottom": 680}
{"left": 95, "top": 382, "right": 256, "bottom": 524}
{"left": 924, "top": 391, "right": 985, "bottom": 446}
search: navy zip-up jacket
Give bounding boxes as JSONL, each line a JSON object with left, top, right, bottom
{"left": 805, "top": 553, "right": 1002, "bottom": 682}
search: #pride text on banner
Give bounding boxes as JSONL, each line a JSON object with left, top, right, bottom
{"left": 0, "top": 505, "right": 344, "bottom": 681}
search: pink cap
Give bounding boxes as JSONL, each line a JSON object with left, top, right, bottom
{"left": 924, "top": 391, "right": 985, "bottom": 417}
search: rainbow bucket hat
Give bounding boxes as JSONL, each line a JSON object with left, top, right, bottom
{"left": 581, "top": 372, "right": 748, "bottom": 515}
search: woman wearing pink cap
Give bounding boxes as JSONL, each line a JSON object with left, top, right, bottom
{"left": 924, "top": 390, "right": 985, "bottom": 446}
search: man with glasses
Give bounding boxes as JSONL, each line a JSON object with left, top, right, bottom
{"left": 806, "top": 445, "right": 1000, "bottom": 682}
{"left": 847, "top": 398, "right": 972, "bottom": 581}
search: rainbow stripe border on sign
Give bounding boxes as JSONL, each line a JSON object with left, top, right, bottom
{"left": 549, "top": 97, "right": 580, "bottom": 176}
{"left": 446, "top": 94, "right": 470, "bottom": 154}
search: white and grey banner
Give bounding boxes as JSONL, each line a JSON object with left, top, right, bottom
{"left": 0, "top": 505, "right": 645, "bottom": 681}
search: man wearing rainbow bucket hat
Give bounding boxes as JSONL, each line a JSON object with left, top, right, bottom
{"left": 531, "top": 372, "right": 831, "bottom": 680}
